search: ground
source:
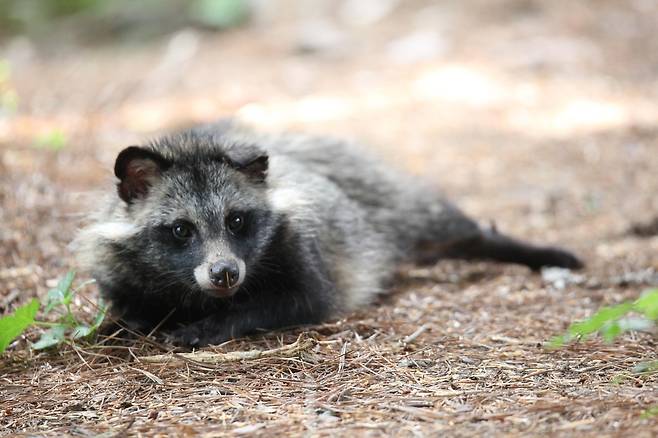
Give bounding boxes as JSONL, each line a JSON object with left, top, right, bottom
{"left": 1, "top": 0, "right": 657, "bottom": 436}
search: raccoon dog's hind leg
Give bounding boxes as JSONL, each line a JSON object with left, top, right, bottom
{"left": 411, "top": 202, "right": 583, "bottom": 271}
{"left": 439, "top": 225, "right": 584, "bottom": 271}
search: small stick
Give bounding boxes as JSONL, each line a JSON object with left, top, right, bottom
{"left": 338, "top": 341, "right": 348, "bottom": 374}
{"left": 139, "top": 334, "right": 315, "bottom": 364}
{"left": 402, "top": 324, "right": 429, "bottom": 344}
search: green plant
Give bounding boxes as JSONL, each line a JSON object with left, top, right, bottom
{"left": 0, "top": 0, "right": 251, "bottom": 38}
{"left": 0, "top": 298, "right": 39, "bottom": 353}
{"left": 0, "top": 271, "right": 106, "bottom": 354}
{"left": 550, "top": 288, "right": 658, "bottom": 347}
{"left": 34, "top": 128, "right": 68, "bottom": 151}
{"left": 550, "top": 288, "right": 658, "bottom": 416}
{"left": 641, "top": 405, "right": 658, "bottom": 419}
{"left": 0, "top": 59, "right": 18, "bottom": 113}
{"left": 190, "top": 0, "right": 249, "bottom": 29}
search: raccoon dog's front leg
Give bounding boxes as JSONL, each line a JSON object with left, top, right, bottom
{"left": 168, "top": 297, "right": 323, "bottom": 347}
{"left": 168, "top": 285, "right": 331, "bottom": 347}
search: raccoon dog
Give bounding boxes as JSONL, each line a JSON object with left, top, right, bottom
{"left": 76, "top": 121, "right": 583, "bottom": 347}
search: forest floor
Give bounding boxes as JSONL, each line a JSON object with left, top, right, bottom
{"left": 1, "top": 0, "right": 657, "bottom": 436}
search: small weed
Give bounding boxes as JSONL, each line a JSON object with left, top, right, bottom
{"left": 190, "top": 0, "right": 249, "bottom": 29}
{"left": 550, "top": 288, "right": 658, "bottom": 348}
{"left": 0, "top": 271, "right": 106, "bottom": 354}
{"left": 0, "top": 299, "right": 39, "bottom": 353}
{"left": 34, "top": 129, "right": 68, "bottom": 151}
{"left": 0, "top": 59, "right": 19, "bottom": 114}
{"left": 550, "top": 287, "right": 658, "bottom": 390}
{"left": 641, "top": 405, "right": 658, "bottom": 419}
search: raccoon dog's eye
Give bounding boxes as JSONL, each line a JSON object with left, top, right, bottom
{"left": 172, "top": 222, "right": 194, "bottom": 240}
{"left": 226, "top": 212, "right": 244, "bottom": 234}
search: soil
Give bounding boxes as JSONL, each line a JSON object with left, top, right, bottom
{"left": 1, "top": 0, "right": 657, "bottom": 436}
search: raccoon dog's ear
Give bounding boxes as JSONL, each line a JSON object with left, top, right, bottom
{"left": 231, "top": 153, "right": 268, "bottom": 183}
{"left": 114, "top": 146, "right": 171, "bottom": 203}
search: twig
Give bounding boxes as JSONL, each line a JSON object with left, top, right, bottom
{"left": 107, "top": 417, "right": 135, "bottom": 438}
{"left": 338, "top": 341, "right": 348, "bottom": 374}
{"left": 138, "top": 334, "right": 316, "bottom": 364}
{"left": 402, "top": 324, "right": 429, "bottom": 344}
{"left": 129, "top": 366, "right": 165, "bottom": 385}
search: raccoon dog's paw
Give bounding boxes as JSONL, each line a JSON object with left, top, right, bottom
{"left": 165, "top": 320, "right": 238, "bottom": 348}
{"left": 166, "top": 324, "right": 205, "bottom": 348}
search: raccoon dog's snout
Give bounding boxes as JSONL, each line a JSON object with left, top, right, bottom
{"left": 194, "top": 254, "right": 246, "bottom": 298}
{"left": 209, "top": 260, "right": 240, "bottom": 289}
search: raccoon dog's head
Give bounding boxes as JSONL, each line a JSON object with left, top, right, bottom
{"left": 113, "top": 136, "right": 276, "bottom": 299}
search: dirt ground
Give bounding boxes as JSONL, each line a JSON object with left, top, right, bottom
{"left": 1, "top": 0, "right": 657, "bottom": 436}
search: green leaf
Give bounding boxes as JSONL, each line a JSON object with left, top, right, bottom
{"left": 601, "top": 321, "right": 622, "bottom": 343}
{"left": 547, "top": 334, "right": 570, "bottom": 349}
{"left": 12, "top": 298, "right": 39, "bottom": 325}
{"left": 641, "top": 405, "right": 658, "bottom": 419}
{"left": 58, "top": 270, "right": 76, "bottom": 299}
{"left": 0, "top": 298, "right": 39, "bottom": 354}
{"left": 72, "top": 325, "right": 92, "bottom": 339}
{"left": 44, "top": 288, "right": 65, "bottom": 314}
{"left": 91, "top": 298, "right": 107, "bottom": 330}
{"left": 567, "top": 302, "right": 633, "bottom": 338}
{"left": 32, "top": 325, "right": 67, "bottom": 350}
{"left": 610, "top": 374, "right": 631, "bottom": 385}
{"left": 72, "top": 278, "right": 96, "bottom": 293}
{"left": 552, "top": 288, "right": 658, "bottom": 348}
{"left": 71, "top": 295, "right": 107, "bottom": 340}
{"left": 71, "top": 299, "right": 107, "bottom": 341}
{"left": 633, "top": 289, "right": 658, "bottom": 320}
{"left": 34, "top": 129, "right": 68, "bottom": 151}
{"left": 190, "top": 0, "right": 249, "bottom": 29}
{"left": 44, "top": 271, "right": 76, "bottom": 314}
{"left": 633, "top": 360, "right": 658, "bottom": 374}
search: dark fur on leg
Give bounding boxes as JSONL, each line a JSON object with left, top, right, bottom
{"left": 442, "top": 227, "right": 583, "bottom": 271}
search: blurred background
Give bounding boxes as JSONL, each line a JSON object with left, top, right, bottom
{"left": 1, "top": 0, "right": 657, "bottom": 303}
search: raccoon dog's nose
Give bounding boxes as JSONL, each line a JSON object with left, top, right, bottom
{"left": 209, "top": 261, "right": 240, "bottom": 289}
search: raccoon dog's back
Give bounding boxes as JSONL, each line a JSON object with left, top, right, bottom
{"left": 76, "top": 121, "right": 582, "bottom": 346}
